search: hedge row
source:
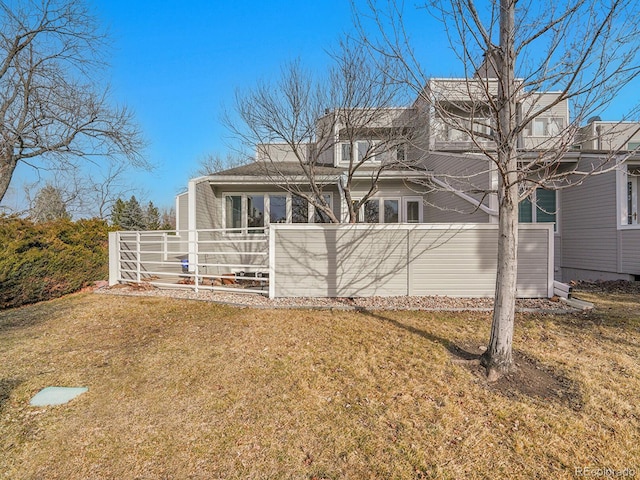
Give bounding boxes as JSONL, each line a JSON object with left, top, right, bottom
{"left": 0, "top": 216, "right": 109, "bottom": 309}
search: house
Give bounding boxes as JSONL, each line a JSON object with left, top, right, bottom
{"left": 109, "top": 70, "right": 639, "bottom": 296}
{"left": 174, "top": 74, "right": 640, "bottom": 285}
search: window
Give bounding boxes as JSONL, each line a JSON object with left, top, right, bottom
{"left": 269, "top": 195, "right": 287, "bottom": 224}
{"left": 247, "top": 195, "right": 265, "bottom": 233}
{"left": 313, "top": 194, "right": 333, "bottom": 223}
{"left": 292, "top": 195, "right": 309, "bottom": 223}
{"left": 383, "top": 199, "right": 399, "bottom": 223}
{"left": 621, "top": 165, "right": 640, "bottom": 226}
{"left": 364, "top": 199, "right": 379, "bottom": 223}
{"left": 225, "top": 195, "right": 242, "bottom": 232}
{"left": 224, "top": 192, "right": 337, "bottom": 229}
{"left": 396, "top": 143, "right": 406, "bottom": 162}
{"left": 361, "top": 197, "right": 401, "bottom": 223}
{"left": 403, "top": 198, "right": 423, "bottom": 223}
{"left": 519, "top": 188, "right": 557, "bottom": 229}
{"left": 340, "top": 140, "right": 377, "bottom": 164}
{"left": 358, "top": 140, "right": 375, "bottom": 162}
{"left": 628, "top": 142, "right": 640, "bottom": 151}
{"left": 525, "top": 117, "right": 565, "bottom": 137}
{"left": 341, "top": 143, "right": 352, "bottom": 164}
{"left": 442, "top": 117, "right": 492, "bottom": 142}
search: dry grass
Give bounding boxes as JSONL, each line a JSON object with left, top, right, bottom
{"left": 0, "top": 290, "right": 638, "bottom": 479}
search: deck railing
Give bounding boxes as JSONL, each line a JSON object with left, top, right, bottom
{"left": 109, "top": 223, "right": 555, "bottom": 299}
{"left": 109, "top": 228, "right": 269, "bottom": 294}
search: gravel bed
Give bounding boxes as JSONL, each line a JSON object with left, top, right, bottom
{"left": 96, "top": 284, "right": 579, "bottom": 313}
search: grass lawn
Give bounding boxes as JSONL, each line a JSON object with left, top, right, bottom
{"left": 0, "top": 289, "right": 638, "bottom": 479}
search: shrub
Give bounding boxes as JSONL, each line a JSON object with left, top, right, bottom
{"left": 0, "top": 216, "right": 109, "bottom": 309}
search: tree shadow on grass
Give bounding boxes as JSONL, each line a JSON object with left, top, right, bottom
{"left": 0, "top": 378, "right": 22, "bottom": 413}
{"left": 357, "top": 308, "right": 583, "bottom": 411}
{"left": 0, "top": 297, "right": 77, "bottom": 333}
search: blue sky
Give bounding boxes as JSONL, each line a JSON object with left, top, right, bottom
{"left": 95, "top": 0, "right": 385, "bottom": 208}
{"left": 2, "top": 0, "right": 637, "bottom": 214}
{"left": 2, "top": 0, "right": 454, "bottom": 213}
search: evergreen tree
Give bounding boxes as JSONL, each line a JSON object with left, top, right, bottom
{"left": 111, "top": 197, "right": 166, "bottom": 230}
{"left": 144, "top": 201, "right": 161, "bottom": 230}
{"left": 121, "top": 196, "right": 145, "bottom": 230}
{"left": 110, "top": 198, "right": 126, "bottom": 228}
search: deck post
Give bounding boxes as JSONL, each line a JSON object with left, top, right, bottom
{"left": 194, "top": 229, "right": 199, "bottom": 293}
{"left": 108, "top": 232, "right": 119, "bottom": 286}
{"left": 268, "top": 226, "right": 276, "bottom": 299}
{"left": 136, "top": 231, "right": 141, "bottom": 283}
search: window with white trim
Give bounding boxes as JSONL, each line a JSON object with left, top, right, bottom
{"left": 363, "top": 199, "right": 379, "bottom": 223}
{"left": 360, "top": 197, "right": 401, "bottom": 223}
{"left": 524, "top": 117, "right": 564, "bottom": 137}
{"left": 268, "top": 194, "right": 287, "bottom": 224}
{"left": 403, "top": 197, "right": 423, "bottom": 223}
{"left": 340, "top": 140, "right": 377, "bottom": 164}
{"left": 619, "top": 164, "right": 640, "bottom": 226}
{"left": 518, "top": 188, "right": 557, "bottom": 230}
{"left": 292, "top": 195, "right": 309, "bottom": 223}
{"left": 383, "top": 199, "right": 399, "bottom": 223}
{"left": 313, "top": 193, "right": 333, "bottom": 223}
{"left": 225, "top": 195, "right": 242, "bottom": 232}
{"left": 247, "top": 195, "right": 265, "bottom": 233}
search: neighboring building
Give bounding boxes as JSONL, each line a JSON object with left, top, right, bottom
{"left": 177, "top": 77, "right": 640, "bottom": 283}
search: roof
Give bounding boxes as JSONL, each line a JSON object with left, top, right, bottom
{"left": 214, "top": 161, "right": 342, "bottom": 177}
{"left": 199, "top": 160, "right": 432, "bottom": 186}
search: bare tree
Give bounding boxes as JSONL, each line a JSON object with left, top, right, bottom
{"left": 191, "top": 152, "right": 247, "bottom": 178}
{"left": 360, "top": 0, "right": 640, "bottom": 379}
{"left": 82, "top": 163, "right": 141, "bottom": 220}
{"left": 21, "top": 162, "right": 143, "bottom": 219}
{"left": 0, "top": 0, "right": 146, "bottom": 204}
{"left": 159, "top": 206, "right": 175, "bottom": 230}
{"left": 229, "top": 40, "right": 421, "bottom": 223}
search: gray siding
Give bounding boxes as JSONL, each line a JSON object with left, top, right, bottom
{"left": 620, "top": 230, "right": 640, "bottom": 275}
{"left": 271, "top": 224, "right": 551, "bottom": 298}
{"left": 421, "top": 154, "right": 491, "bottom": 222}
{"left": 350, "top": 179, "right": 425, "bottom": 198}
{"left": 176, "top": 193, "right": 188, "bottom": 231}
{"left": 195, "top": 182, "right": 216, "bottom": 229}
{"left": 559, "top": 169, "right": 619, "bottom": 280}
{"left": 425, "top": 191, "right": 490, "bottom": 222}
{"left": 576, "top": 122, "right": 640, "bottom": 151}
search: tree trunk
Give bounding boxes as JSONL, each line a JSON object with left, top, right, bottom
{"left": 481, "top": 0, "right": 518, "bottom": 380}
{"left": 0, "top": 155, "right": 18, "bottom": 204}
{"left": 482, "top": 172, "right": 519, "bottom": 380}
